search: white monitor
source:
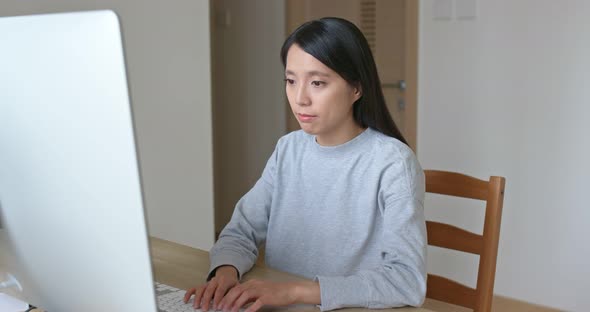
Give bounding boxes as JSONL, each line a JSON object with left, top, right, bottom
{"left": 0, "top": 10, "right": 158, "bottom": 311}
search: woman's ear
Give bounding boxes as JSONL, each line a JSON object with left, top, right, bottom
{"left": 353, "top": 83, "right": 363, "bottom": 101}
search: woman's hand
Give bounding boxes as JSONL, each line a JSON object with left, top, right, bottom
{"left": 184, "top": 265, "right": 239, "bottom": 311}
{"left": 219, "top": 279, "right": 320, "bottom": 312}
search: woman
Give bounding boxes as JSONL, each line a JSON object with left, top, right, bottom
{"left": 185, "top": 17, "right": 426, "bottom": 312}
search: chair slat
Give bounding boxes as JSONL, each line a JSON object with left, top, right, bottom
{"left": 424, "top": 170, "right": 505, "bottom": 312}
{"left": 426, "top": 221, "right": 483, "bottom": 255}
{"left": 425, "top": 170, "right": 489, "bottom": 200}
{"left": 427, "top": 274, "right": 477, "bottom": 309}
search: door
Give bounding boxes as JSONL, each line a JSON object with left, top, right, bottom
{"left": 211, "top": 0, "right": 287, "bottom": 234}
{"left": 285, "top": 0, "right": 418, "bottom": 151}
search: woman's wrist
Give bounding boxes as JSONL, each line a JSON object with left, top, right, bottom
{"left": 292, "top": 280, "right": 321, "bottom": 305}
{"left": 215, "top": 265, "right": 239, "bottom": 280}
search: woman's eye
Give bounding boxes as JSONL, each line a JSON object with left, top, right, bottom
{"left": 284, "top": 78, "right": 295, "bottom": 85}
{"left": 311, "top": 81, "right": 325, "bottom": 87}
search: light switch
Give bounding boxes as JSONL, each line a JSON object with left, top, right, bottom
{"left": 433, "top": 0, "right": 453, "bottom": 20}
{"left": 456, "top": 0, "right": 477, "bottom": 20}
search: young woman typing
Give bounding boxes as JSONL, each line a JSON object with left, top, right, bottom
{"left": 185, "top": 17, "right": 426, "bottom": 312}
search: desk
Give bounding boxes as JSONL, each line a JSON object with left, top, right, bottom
{"left": 150, "top": 238, "right": 434, "bottom": 312}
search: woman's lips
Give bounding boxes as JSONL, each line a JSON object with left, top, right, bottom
{"left": 297, "top": 113, "right": 317, "bottom": 123}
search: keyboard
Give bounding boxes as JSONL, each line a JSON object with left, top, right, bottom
{"left": 156, "top": 282, "right": 199, "bottom": 312}
{"left": 155, "top": 282, "right": 245, "bottom": 312}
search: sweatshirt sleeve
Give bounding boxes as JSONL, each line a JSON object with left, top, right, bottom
{"left": 316, "top": 148, "right": 427, "bottom": 311}
{"left": 207, "top": 146, "right": 277, "bottom": 280}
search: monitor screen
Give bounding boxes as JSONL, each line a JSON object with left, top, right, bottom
{"left": 0, "top": 10, "right": 158, "bottom": 311}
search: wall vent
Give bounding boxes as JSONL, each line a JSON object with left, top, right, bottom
{"left": 360, "top": 0, "right": 377, "bottom": 52}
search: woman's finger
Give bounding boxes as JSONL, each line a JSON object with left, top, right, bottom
{"left": 201, "top": 281, "right": 218, "bottom": 311}
{"left": 183, "top": 287, "right": 197, "bottom": 303}
{"left": 232, "top": 289, "right": 257, "bottom": 312}
{"left": 244, "top": 298, "right": 264, "bottom": 312}
{"left": 220, "top": 284, "right": 243, "bottom": 311}
{"left": 213, "top": 280, "right": 233, "bottom": 310}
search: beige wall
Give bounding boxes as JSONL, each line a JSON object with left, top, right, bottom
{"left": 0, "top": 1, "right": 215, "bottom": 250}
{"left": 418, "top": 0, "right": 590, "bottom": 311}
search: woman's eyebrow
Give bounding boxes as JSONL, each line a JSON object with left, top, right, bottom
{"left": 307, "top": 70, "right": 331, "bottom": 78}
{"left": 285, "top": 69, "right": 331, "bottom": 78}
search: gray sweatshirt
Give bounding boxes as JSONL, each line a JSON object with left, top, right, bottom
{"left": 209, "top": 128, "right": 427, "bottom": 311}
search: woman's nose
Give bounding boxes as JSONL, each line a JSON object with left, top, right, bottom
{"left": 295, "top": 85, "right": 311, "bottom": 106}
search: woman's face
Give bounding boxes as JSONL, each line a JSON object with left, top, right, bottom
{"left": 285, "top": 44, "right": 362, "bottom": 146}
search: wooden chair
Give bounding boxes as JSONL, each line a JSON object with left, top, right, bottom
{"left": 424, "top": 170, "right": 506, "bottom": 312}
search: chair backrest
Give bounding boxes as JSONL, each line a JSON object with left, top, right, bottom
{"left": 424, "top": 170, "right": 505, "bottom": 312}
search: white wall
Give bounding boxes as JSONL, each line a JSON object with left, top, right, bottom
{"left": 418, "top": 0, "right": 590, "bottom": 311}
{"left": 212, "top": 0, "right": 286, "bottom": 232}
{"left": 0, "top": 1, "right": 215, "bottom": 250}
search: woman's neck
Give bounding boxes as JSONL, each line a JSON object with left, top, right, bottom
{"left": 315, "top": 123, "right": 366, "bottom": 146}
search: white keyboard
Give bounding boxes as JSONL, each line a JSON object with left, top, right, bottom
{"left": 155, "top": 282, "right": 245, "bottom": 312}
{"left": 156, "top": 282, "right": 199, "bottom": 312}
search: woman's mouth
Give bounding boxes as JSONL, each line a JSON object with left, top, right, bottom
{"left": 297, "top": 113, "right": 317, "bottom": 123}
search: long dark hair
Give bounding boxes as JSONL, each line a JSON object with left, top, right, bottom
{"left": 280, "top": 17, "right": 408, "bottom": 145}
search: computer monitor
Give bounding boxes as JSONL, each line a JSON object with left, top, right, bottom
{"left": 0, "top": 10, "right": 158, "bottom": 311}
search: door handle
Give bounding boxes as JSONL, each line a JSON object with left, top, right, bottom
{"left": 381, "top": 79, "right": 406, "bottom": 91}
